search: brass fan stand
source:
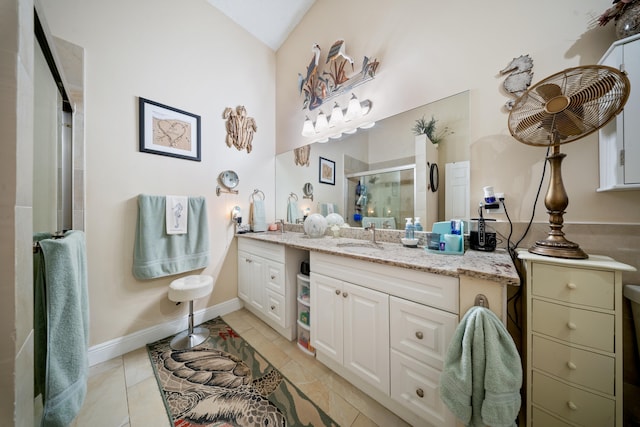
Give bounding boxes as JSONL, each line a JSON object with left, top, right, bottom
{"left": 530, "top": 132, "right": 586, "bottom": 259}
{"left": 508, "top": 65, "right": 630, "bottom": 260}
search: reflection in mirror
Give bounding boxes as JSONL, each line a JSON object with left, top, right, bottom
{"left": 275, "top": 91, "right": 469, "bottom": 230}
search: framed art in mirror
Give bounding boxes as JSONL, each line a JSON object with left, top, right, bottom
{"left": 139, "top": 97, "right": 201, "bottom": 161}
{"left": 319, "top": 157, "right": 336, "bottom": 185}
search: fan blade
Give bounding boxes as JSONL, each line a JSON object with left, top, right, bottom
{"left": 536, "top": 83, "right": 563, "bottom": 101}
{"left": 569, "top": 74, "right": 617, "bottom": 109}
{"left": 554, "top": 109, "right": 586, "bottom": 137}
{"left": 515, "top": 111, "right": 549, "bottom": 133}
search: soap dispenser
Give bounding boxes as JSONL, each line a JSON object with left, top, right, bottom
{"left": 404, "top": 218, "right": 415, "bottom": 239}
{"left": 414, "top": 217, "right": 423, "bottom": 232}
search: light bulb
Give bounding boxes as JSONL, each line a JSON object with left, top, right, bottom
{"left": 314, "top": 111, "right": 329, "bottom": 133}
{"left": 328, "top": 102, "right": 344, "bottom": 127}
{"left": 345, "top": 94, "right": 362, "bottom": 121}
{"left": 301, "top": 116, "right": 315, "bottom": 136}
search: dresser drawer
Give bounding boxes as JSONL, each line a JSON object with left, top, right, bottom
{"left": 531, "top": 407, "right": 575, "bottom": 426}
{"left": 265, "top": 260, "right": 285, "bottom": 295}
{"left": 390, "top": 349, "right": 455, "bottom": 426}
{"left": 531, "top": 263, "right": 614, "bottom": 309}
{"left": 532, "top": 372, "right": 615, "bottom": 427}
{"left": 265, "top": 288, "right": 286, "bottom": 328}
{"left": 390, "top": 296, "right": 457, "bottom": 370}
{"left": 532, "top": 335, "right": 614, "bottom": 394}
{"left": 532, "top": 299, "right": 614, "bottom": 352}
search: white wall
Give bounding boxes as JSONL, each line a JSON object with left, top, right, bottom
{"left": 41, "top": 0, "right": 277, "bottom": 345}
{"left": 276, "top": 0, "right": 640, "bottom": 225}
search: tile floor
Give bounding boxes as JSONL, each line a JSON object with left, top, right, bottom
{"left": 69, "top": 308, "right": 411, "bottom": 427}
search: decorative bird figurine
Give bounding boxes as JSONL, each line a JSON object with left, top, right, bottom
{"left": 326, "top": 39, "right": 354, "bottom": 70}
{"left": 306, "top": 43, "right": 321, "bottom": 80}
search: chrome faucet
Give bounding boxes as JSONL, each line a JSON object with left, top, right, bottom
{"left": 365, "top": 223, "right": 377, "bottom": 244}
{"left": 276, "top": 219, "right": 285, "bottom": 234}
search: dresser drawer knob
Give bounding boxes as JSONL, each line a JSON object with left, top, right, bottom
{"left": 343, "top": 292, "right": 348, "bottom": 298}
{"left": 246, "top": 259, "right": 252, "bottom": 263}
{"left": 271, "top": 274, "right": 276, "bottom": 279}
{"left": 416, "top": 388, "right": 424, "bottom": 398}
{"left": 415, "top": 331, "right": 424, "bottom": 340}
{"left": 567, "top": 322, "right": 577, "bottom": 330}
{"left": 567, "top": 361, "right": 577, "bottom": 370}
{"left": 271, "top": 305, "right": 276, "bottom": 310}
{"left": 566, "top": 282, "right": 577, "bottom": 290}
{"left": 335, "top": 289, "right": 341, "bottom": 295}
{"left": 567, "top": 401, "right": 578, "bottom": 411}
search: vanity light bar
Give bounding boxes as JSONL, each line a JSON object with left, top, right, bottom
{"left": 301, "top": 95, "right": 373, "bottom": 141}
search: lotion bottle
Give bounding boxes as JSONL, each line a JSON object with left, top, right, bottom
{"left": 414, "top": 217, "right": 423, "bottom": 232}
{"left": 404, "top": 218, "right": 415, "bottom": 239}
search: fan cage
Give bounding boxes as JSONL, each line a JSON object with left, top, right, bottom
{"left": 508, "top": 65, "right": 630, "bottom": 147}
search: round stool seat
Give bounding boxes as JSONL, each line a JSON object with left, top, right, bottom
{"left": 169, "top": 275, "right": 213, "bottom": 302}
{"left": 168, "top": 275, "right": 214, "bottom": 350}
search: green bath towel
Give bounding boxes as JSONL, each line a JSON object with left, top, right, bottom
{"left": 133, "top": 194, "right": 211, "bottom": 279}
{"left": 440, "top": 306, "right": 522, "bottom": 427}
{"left": 34, "top": 230, "right": 89, "bottom": 427}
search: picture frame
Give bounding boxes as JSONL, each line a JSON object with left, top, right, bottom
{"left": 319, "top": 157, "right": 335, "bottom": 185}
{"left": 139, "top": 97, "right": 201, "bottom": 161}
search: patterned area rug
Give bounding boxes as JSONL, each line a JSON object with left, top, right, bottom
{"left": 147, "top": 317, "right": 338, "bottom": 427}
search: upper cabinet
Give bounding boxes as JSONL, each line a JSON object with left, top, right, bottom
{"left": 598, "top": 34, "right": 640, "bottom": 191}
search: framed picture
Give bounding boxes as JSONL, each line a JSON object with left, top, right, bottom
{"left": 319, "top": 157, "right": 335, "bottom": 185}
{"left": 139, "top": 97, "right": 201, "bottom": 161}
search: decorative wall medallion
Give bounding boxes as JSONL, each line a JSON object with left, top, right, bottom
{"left": 499, "top": 54, "right": 534, "bottom": 110}
{"left": 294, "top": 145, "right": 311, "bottom": 167}
{"left": 223, "top": 106, "right": 257, "bottom": 153}
{"left": 297, "top": 40, "right": 379, "bottom": 111}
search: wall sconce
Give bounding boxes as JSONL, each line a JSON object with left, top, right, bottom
{"left": 301, "top": 93, "right": 373, "bottom": 142}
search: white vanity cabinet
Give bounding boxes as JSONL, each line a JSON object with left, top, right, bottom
{"left": 518, "top": 250, "right": 636, "bottom": 427}
{"left": 598, "top": 33, "right": 640, "bottom": 191}
{"left": 237, "top": 238, "right": 308, "bottom": 340}
{"left": 310, "top": 251, "right": 459, "bottom": 427}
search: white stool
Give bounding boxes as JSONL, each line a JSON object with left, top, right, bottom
{"left": 168, "top": 275, "right": 214, "bottom": 350}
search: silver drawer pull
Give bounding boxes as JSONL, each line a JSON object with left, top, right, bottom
{"left": 566, "top": 282, "right": 577, "bottom": 290}
{"left": 271, "top": 274, "right": 276, "bottom": 279}
{"left": 567, "top": 401, "right": 578, "bottom": 410}
{"left": 270, "top": 305, "right": 276, "bottom": 310}
{"left": 416, "top": 388, "right": 424, "bottom": 398}
{"left": 343, "top": 292, "right": 348, "bottom": 298}
{"left": 246, "top": 259, "right": 252, "bottom": 263}
{"left": 567, "top": 322, "right": 577, "bottom": 330}
{"left": 567, "top": 361, "right": 577, "bottom": 370}
{"left": 415, "top": 331, "right": 424, "bottom": 340}
{"left": 335, "top": 289, "right": 341, "bottom": 295}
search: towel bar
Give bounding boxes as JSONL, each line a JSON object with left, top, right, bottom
{"left": 250, "top": 189, "right": 265, "bottom": 201}
{"left": 474, "top": 293, "right": 489, "bottom": 308}
{"left": 288, "top": 192, "right": 298, "bottom": 202}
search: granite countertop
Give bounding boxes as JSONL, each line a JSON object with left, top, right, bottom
{"left": 237, "top": 231, "right": 520, "bottom": 287}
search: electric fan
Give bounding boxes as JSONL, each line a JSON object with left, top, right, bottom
{"left": 508, "top": 65, "right": 630, "bottom": 259}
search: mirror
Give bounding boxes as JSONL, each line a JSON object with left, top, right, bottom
{"left": 275, "top": 91, "right": 470, "bottom": 230}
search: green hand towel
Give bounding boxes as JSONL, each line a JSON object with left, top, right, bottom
{"left": 34, "top": 230, "right": 89, "bottom": 427}
{"left": 133, "top": 194, "right": 211, "bottom": 279}
{"left": 440, "top": 306, "right": 522, "bottom": 427}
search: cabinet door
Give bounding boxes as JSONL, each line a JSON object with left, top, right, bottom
{"left": 622, "top": 39, "right": 640, "bottom": 184}
{"left": 343, "top": 282, "right": 390, "bottom": 394}
{"left": 237, "top": 250, "right": 252, "bottom": 302}
{"left": 310, "top": 273, "right": 343, "bottom": 364}
{"left": 248, "top": 256, "right": 266, "bottom": 311}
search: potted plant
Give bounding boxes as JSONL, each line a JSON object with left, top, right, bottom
{"left": 411, "top": 115, "right": 453, "bottom": 144}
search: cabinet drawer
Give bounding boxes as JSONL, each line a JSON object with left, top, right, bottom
{"left": 265, "top": 288, "right": 286, "bottom": 328}
{"left": 390, "top": 349, "right": 455, "bottom": 427}
{"left": 265, "top": 261, "right": 285, "bottom": 295}
{"left": 532, "top": 372, "right": 615, "bottom": 427}
{"left": 532, "top": 299, "right": 614, "bottom": 352}
{"left": 531, "top": 407, "right": 575, "bottom": 427}
{"left": 532, "top": 335, "right": 615, "bottom": 395}
{"left": 390, "top": 296, "right": 457, "bottom": 370}
{"left": 531, "top": 263, "right": 614, "bottom": 309}
{"left": 238, "top": 238, "right": 285, "bottom": 262}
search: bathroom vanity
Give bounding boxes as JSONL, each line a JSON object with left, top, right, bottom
{"left": 518, "top": 250, "right": 636, "bottom": 427}
{"left": 237, "top": 232, "right": 519, "bottom": 427}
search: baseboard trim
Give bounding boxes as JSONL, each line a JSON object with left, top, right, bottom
{"left": 87, "top": 298, "right": 244, "bottom": 366}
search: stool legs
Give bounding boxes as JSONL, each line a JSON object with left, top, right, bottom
{"left": 170, "top": 300, "right": 210, "bottom": 350}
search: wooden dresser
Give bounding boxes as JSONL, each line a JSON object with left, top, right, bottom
{"left": 518, "top": 250, "right": 635, "bottom": 427}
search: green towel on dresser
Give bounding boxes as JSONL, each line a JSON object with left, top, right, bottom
{"left": 440, "top": 306, "right": 522, "bottom": 427}
{"left": 34, "top": 230, "right": 89, "bottom": 427}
